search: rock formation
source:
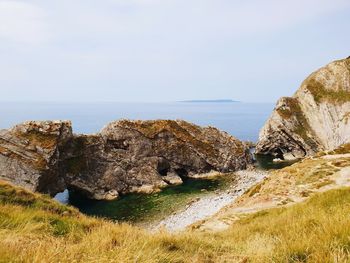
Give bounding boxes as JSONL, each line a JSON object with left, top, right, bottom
{"left": 256, "top": 57, "right": 350, "bottom": 159}
{"left": 0, "top": 119, "right": 252, "bottom": 200}
{"left": 0, "top": 121, "right": 72, "bottom": 195}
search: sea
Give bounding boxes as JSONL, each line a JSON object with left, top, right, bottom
{"left": 0, "top": 101, "right": 274, "bottom": 142}
{"left": 0, "top": 101, "right": 278, "bottom": 222}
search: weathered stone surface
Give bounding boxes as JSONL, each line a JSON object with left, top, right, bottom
{"left": 0, "top": 121, "right": 73, "bottom": 195}
{"left": 0, "top": 119, "right": 252, "bottom": 200}
{"left": 62, "top": 120, "right": 252, "bottom": 199}
{"left": 162, "top": 172, "right": 183, "bottom": 185}
{"left": 256, "top": 57, "right": 350, "bottom": 159}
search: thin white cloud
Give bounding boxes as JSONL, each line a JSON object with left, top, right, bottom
{"left": 53, "top": 0, "right": 349, "bottom": 38}
{"left": 0, "top": 0, "right": 349, "bottom": 102}
{"left": 0, "top": 0, "right": 50, "bottom": 45}
{"left": 2, "top": 0, "right": 349, "bottom": 45}
{"left": 222, "top": 0, "right": 350, "bottom": 35}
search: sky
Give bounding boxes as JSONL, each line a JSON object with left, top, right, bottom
{"left": 0, "top": 0, "right": 349, "bottom": 103}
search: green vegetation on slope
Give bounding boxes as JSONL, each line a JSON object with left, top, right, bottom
{"left": 303, "top": 58, "right": 350, "bottom": 104}
{"left": 0, "top": 180, "right": 350, "bottom": 262}
{"left": 306, "top": 78, "right": 350, "bottom": 104}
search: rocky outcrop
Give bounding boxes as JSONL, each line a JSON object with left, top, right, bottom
{"left": 0, "top": 121, "right": 73, "bottom": 195}
{"left": 256, "top": 57, "right": 350, "bottom": 159}
{"left": 62, "top": 120, "right": 252, "bottom": 200}
{"left": 0, "top": 119, "right": 252, "bottom": 200}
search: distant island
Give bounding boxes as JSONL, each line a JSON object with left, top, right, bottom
{"left": 180, "top": 99, "right": 239, "bottom": 103}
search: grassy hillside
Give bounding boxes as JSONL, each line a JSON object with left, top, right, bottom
{"left": 1, "top": 180, "right": 350, "bottom": 262}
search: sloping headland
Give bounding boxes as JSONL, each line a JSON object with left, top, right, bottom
{"left": 256, "top": 57, "right": 350, "bottom": 160}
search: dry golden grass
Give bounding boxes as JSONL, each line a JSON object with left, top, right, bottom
{"left": 1, "top": 179, "right": 350, "bottom": 262}
{"left": 228, "top": 156, "right": 346, "bottom": 212}
{"left": 330, "top": 143, "right": 350, "bottom": 155}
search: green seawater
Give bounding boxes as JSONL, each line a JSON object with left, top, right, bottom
{"left": 255, "top": 154, "right": 300, "bottom": 170}
{"left": 66, "top": 156, "right": 299, "bottom": 224}
{"left": 68, "top": 177, "right": 233, "bottom": 224}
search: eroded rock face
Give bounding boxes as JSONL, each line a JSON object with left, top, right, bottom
{"left": 62, "top": 120, "right": 252, "bottom": 199}
{"left": 256, "top": 57, "right": 350, "bottom": 159}
{"left": 0, "top": 121, "right": 73, "bottom": 195}
{"left": 0, "top": 119, "right": 252, "bottom": 200}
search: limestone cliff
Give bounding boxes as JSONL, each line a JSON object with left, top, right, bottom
{"left": 256, "top": 57, "right": 350, "bottom": 159}
{"left": 0, "top": 121, "right": 72, "bottom": 195}
{"left": 0, "top": 119, "right": 252, "bottom": 200}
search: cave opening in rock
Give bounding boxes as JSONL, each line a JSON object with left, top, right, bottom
{"left": 54, "top": 189, "right": 69, "bottom": 204}
{"left": 275, "top": 148, "right": 285, "bottom": 160}
{"left": 158, "top": 167, "right": 169, "bottom": 176}
{"left": 175, "top": 168, "right": 188, "bottom": 178}
{"left": 157, "top": 159, "right": 170, "bottom": 176}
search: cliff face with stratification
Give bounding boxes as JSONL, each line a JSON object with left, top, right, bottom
{"left": 0, "top": 121, "right": 72, "bottom": 195}
{"left": 256, "top": 57, "right": 350, "bottom": 159}
{"left": 0, "top": 119, "right": 252, "bottom": 200}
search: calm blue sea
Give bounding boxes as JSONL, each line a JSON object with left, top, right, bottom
{"left": 0, "top": 102, "right": 274, "bottom": 142}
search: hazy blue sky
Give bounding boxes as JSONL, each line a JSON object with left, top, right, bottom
{"left": 0, "top": 0, "right": 349, "bottom": 102}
